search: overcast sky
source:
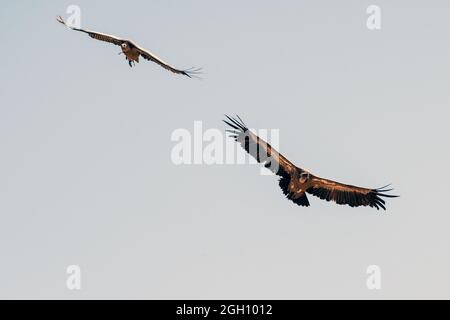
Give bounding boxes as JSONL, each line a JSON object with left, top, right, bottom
{"left": 0, "top": 0, "right": 449, "bottom": 299}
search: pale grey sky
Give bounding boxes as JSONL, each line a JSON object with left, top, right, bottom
{"left": 0, "top": 0, "right": 449, "bottom": 299}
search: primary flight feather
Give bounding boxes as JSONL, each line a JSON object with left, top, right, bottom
{"left": 224, "top": 115, "right": 398, "bottom": 210}
{"left": 56, "top": 16, "right": 201, "bottom": 77}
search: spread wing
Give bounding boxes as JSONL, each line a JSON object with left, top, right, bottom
{"left": 135, "top": 45, "right": 202, "bottom": 78}
{"left": 306, "top": 176, "right": 398, "bottom": 210}
{"left": 57, "top": 16, "right": 125, "bottom": 46}
{"left": 223, "top": 115, "right": 309, "bottom": 206}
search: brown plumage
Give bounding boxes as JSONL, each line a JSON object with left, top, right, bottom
{"left": 56, "top": 16, "right": 201, "bottom": 77}
{"left": 224, "top": 115, "right": 398, "bottom": 210}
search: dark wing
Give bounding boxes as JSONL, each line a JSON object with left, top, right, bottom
{"left": 134, "top": 44, "right": 201, "bottom": 78}
{"left": 57, "top": 15, "right": 125, "bottom": 46}
{"left": 306, "top": 175, "right": 398, "bottom": 210}
{"left": 223, "top": 115, "right": 309, "bottom": 206}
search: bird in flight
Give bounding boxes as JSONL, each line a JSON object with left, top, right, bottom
{"left": 56, "top": 16, "right": 201, "bottom": 77}
{"left": 224, "top": 115, "right": 398, "bottom": 210}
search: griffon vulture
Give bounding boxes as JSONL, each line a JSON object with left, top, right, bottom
{"left": 224, "top": 115, "right": 398, "bottom": 210}
{"left": 56, "top": 16, "right": 201, "bottom": 77}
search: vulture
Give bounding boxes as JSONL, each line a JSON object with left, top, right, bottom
{"left": 56, "top": 16, "right": 201, "bottom": 77}
{"left": 224, "top": 115, "right": 398, "bottom": 210}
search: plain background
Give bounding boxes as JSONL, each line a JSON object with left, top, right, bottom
{"left": 0, "top": 0, "right": 449, "bottom": 299}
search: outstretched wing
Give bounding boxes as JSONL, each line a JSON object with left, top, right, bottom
{"left": 57, "top": 15, "right": 124, "bottom": 46}
{"left": 135, "top": 45, "right": 202, "bottom": 78}
{"left": 306, "top": 176, "right": 398, "bottom": 210}
{"left": 223, "top": 115, "right": 309, "bottom": 206}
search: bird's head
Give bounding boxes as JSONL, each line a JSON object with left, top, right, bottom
{"left": 121, "top": 43, "right": 130, "bottom": 52}
{"left": 299, "top": 172, "right": 310, "bottom": 184}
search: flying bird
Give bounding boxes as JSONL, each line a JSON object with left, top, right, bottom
{"left": 56, "top": 16, "right": 201, "bottom": 77}
{"left": 224, "top": 115, "right": 398, "bottom": 210}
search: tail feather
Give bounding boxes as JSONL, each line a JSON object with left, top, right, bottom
{"left": 279, "top": 176, "right": 310, "bottom": 207}
{"left": 291, "top": 193, "right": 310, "bottom": 207}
